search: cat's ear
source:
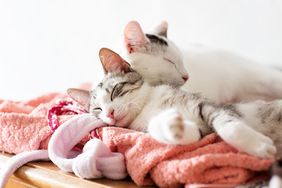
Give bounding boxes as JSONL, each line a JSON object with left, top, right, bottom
{"left": 99, "top": 48, "right": 132, "bottom": 74}
{"left": 154, "top": 21, "right": 168, "bottom": 37}
{"left": 67, "top": 88, "right": 90, "bottom": 111}
{"left": 124, "top": 21, "right": 149, "bottom": 53}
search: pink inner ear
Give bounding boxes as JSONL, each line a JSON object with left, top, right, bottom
{"left": 124, "top": 21, "right": 148, "bottom": 53}
{"left": 107, "top": 55, "right": 131, "bottom": 73}
{"left": 99, "top": 48, "right": 131, "bottom": 74}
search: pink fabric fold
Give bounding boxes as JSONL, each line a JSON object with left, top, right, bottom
{"left": 99, "top": 127, "right": 273, "bottom": 188}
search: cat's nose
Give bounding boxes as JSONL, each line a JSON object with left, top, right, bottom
{"left": 106, "top": 109, "right": 115, "bottom": 119}
{"left": 182, "top": 75, "right": 189, "bottom": 82}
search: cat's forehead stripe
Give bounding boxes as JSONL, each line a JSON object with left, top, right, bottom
{"left": 100, "top": 73, "right": 125, "bottom": 91}
{"left": 145, "top": 34, "right": 168, "bottom": 46}
{"left": 94, "top": 72, "right": 142, "bottom": 99}
{"left": 98, "top": 82, "right": 103, "bottom": 88}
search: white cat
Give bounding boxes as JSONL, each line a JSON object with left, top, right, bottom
{"left": 121, "top": 21, "right": 282, "bottom": 104}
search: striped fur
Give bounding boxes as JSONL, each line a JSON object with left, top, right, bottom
{"left": 91, "top": 69, "right": 282, "bottom": 159}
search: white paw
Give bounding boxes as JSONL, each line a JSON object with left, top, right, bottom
{"left": 148, "top": 109, "right": 200, "bottom": 145}
{"left": 244, "top": 134, "right": 276, "bottom": 158}
{"left": 216, "top": 121, "right": 276, "bottom": 158}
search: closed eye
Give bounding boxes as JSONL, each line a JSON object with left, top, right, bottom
{"left": 163, "top": 58, "right": 176, "bottom": 67}
{"left": 111, "top": 82, "right": 127, "bottom": 101}
{"left": 91, "top": 106, "right": 102, "bottom": 117}
{"left": 93, "top": 107, "right": 102, "bottom": 111}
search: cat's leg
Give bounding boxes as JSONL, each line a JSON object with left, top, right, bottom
{"left": 194, "top": 99, "right": 277, "bottom": 158}
{"left": 148, "top": 108, "right": 201, "bottom": 145}
{"left": 212, "top": 113, "right": 277, "bottom": 158}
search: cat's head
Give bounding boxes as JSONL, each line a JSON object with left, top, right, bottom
{"left": 68, "top": 48, "right": 145, "bottom": 127}
{"left": 123, "top": 21, "right": 188, "bottom": 87}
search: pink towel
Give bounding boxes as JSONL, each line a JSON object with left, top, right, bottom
{"left": 0, "top": 84, "right": 91, "bottom": 154}
{"left": 0, "top": 90, "right": 274, "bottom": 187}
{"left": 99, "top": 127, "right": 273, "bottom": 188}
{"left": 0, "top": 93, "right": 64, "bottom": 154}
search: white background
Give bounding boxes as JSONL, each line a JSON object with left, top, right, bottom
{"left": 0, "top": 0, "right": 282, "bottom": 100}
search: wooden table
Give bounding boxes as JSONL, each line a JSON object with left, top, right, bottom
{"left": 0, "top": 154, "right": 156, "bottom": 188}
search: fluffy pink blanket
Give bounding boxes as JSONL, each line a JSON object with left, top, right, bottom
{"left": 0, "top": 93, "right": 63, "bottom": 153}
{"left": 99, "top": 127, "right": 273, "bottom": 187}
{"left": 0, "top": 93, "right": 274, "bottom": 187}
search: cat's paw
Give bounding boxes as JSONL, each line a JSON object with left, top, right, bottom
{"left": 148, "top": 109, "right": 200, "bottom": 145}
{"left": 216, "top": 121, "right": 277, "bottom": 158}
{"left": 164, "top": 111, "right": 185, "bottom": 143}
{"left": 244, "top": 134, "right": 277, "bottom": 158}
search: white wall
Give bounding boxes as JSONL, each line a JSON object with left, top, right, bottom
{"left": 0, "top": 0, "right": 282, "bottom": 100}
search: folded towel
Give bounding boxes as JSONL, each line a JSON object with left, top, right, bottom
{"left": 99, "top": 127, "right": 273, "bottom": 188}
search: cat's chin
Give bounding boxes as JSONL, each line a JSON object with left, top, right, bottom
{"left": 115, "top": 121, "right": 129, "bottom": 128}
{"left": 101, "top": 117, "right": 116, "bottom": 126}
{"left": 115, "top": 116, "right": 131, "bottom": 128}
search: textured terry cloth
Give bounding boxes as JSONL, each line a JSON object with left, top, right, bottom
{"left": 0, "top": 93, "right": 65, "bottom": 154}
{"left": 0, "top": 84, "right": 92, "bottom": 154}
{"left": 99, "top": 127, "right": 274, "bottom": 188}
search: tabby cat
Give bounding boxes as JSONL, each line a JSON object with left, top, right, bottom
{"left": 68, "top": 48, "right": 282, "bottom": 159}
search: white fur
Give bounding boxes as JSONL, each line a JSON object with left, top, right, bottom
{"left": 120, "top": 22, "right": 282, "bottom": 104}
{"left": 213, "top": 114, "right": 276, "bottom": 158}
{"left": 95, "top": 81, "right": 276, "bottom": 158}
{"left": 148, "top": 108, "right": 201, "bottom": 145}
{"left": 269, "top": 175, "right": 282, "bottom": 188}
{"left": 182, "top": 47, "right": 282, "bottom": 104}
{"left": 124, "top": 40, "right": 188, "bottom": 87}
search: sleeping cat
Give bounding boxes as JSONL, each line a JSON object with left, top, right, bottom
{"left": 121, "top": 21, "right": 282, "bottom": 104}
{"left": 68, "top": 48, "right": 282, "bottom": 159}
